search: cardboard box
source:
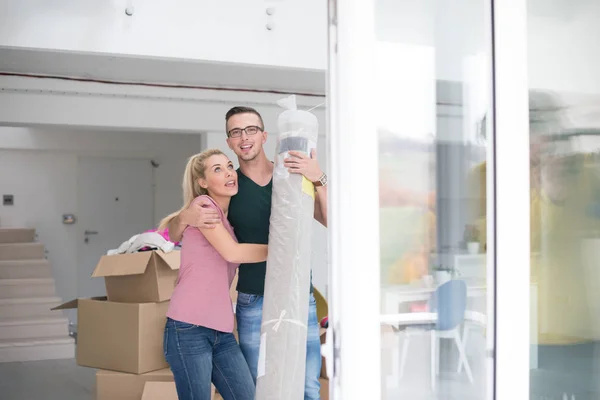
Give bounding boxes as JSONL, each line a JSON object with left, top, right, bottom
{"left": 140, "top": 379, "right": 323, "bottom": 400}
{"left": 53, "top": 298, "right": 169, "bottom": 374}
{"left": 320, "top": 378, "right": 329, "bottom": 400}
{"left": 140, "top": 381, "right": 223, "bottom": 400}
{"left": 92, "top": 250, "right": 180, "bottom": 303}
{"left": 96, "top": 368, "right": 174, "bottom": 400}
{"left": 141, "top": 382, "right": 178, "bottom": 400}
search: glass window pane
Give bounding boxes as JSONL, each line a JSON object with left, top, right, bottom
{"left": 527, "top": 1, "right": 600, "bottom": 398}
{"left": 376, "top": 0, "right": 493, "bottom": 398}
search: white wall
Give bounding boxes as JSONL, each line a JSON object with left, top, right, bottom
{"left": 0, "top": 75, "right": 326, "bottom": 134}
{"left": 205, "top": 130, "right": 329, "bottom": 297}
{"left": 2, "top": 0, "right": 598, "bottom": 95}
{"left": 0, "top": 127, "right": 202, "bottom": 306}
{"left": 0, "top": 0, "right": 327, "bottom": 70}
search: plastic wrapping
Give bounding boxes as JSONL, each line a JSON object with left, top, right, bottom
{"left": 256, "top": 95, "right": 318, "bottom": 400}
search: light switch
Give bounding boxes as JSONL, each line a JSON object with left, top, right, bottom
{"left": 3, "top": 195, "right": 14, "bottom": 206}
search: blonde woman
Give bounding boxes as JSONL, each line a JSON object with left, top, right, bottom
{"left": 159, "top": 149, "right": 266, "bottom": 400}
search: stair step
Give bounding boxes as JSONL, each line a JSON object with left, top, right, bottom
{"left": 0, "top": 336, "right": 75, "bottom": 362}
{"left": 0, "top": 278, "right": 57, "bottom": 298}
{"left": 0, "top": 297, "right": 63, "bottom": 319}
{"left": 0, "top": 259, "right": 53, "bottom": 279}
{"left": 0, "top": 229, "right": 35, "bottom": 244}
{"left": 0, "top": 316, "right": 70, "bottom": 340}
{"left": 0, "top": 243, "right": 45, "bottom": 260}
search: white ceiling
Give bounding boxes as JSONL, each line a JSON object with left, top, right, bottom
{"left": 0, "top": 46, "right": 326, "bottom": 97}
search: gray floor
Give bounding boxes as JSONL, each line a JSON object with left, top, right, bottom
{"left": 0, "top": 344, "right": 599, "bottom": 399}
{"left": 0, "top": 358, "right": 95, "bottom": 400}
{"left": 530, "top": 343, "right": 600, "bottom": 400}
{"left": 384, "top": 335, "right": 600, "bottom": 400}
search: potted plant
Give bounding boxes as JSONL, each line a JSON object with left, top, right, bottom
{"left": 464, "top": 224, "right": 480, "bottom": 254}
{"left": 432, "top": 264, "right": 453, "bottom": 284}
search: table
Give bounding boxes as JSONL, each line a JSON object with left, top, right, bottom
{"left": 380, "top": 280, "right": 486, "bottom": 314}
{"left": 380, "top": 280, "right": 538, "bottom": 370}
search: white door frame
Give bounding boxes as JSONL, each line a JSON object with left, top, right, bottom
{"left": 326, "top": 0, "right": 380, "bottom": 399}
{"left": 491, "top": 0, "right": 531, "bottom": 398}
{"left": 326, "top": 0, "right": 531, "bottom": 399}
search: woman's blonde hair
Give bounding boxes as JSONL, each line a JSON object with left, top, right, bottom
{"left": 158, "top": 148, "right": 225, "bottom": 231}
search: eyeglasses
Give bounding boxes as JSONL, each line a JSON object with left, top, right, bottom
{"left": 228, "top": 125, "right": 263, "bottom": 139}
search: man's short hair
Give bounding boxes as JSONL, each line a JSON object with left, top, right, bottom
{"left": 225, "top": 106, "right": 265, "bottom": 132}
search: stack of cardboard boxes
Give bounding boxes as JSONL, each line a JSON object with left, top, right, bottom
{"left": 53, "top": 248, "right": 330, "bottom": 399}
{"left": 53, "top": 250, "right": 226, "bottom": 400}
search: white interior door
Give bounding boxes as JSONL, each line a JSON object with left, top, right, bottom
{"left": 76, "top": 157, "right": 154, "bottom": 299}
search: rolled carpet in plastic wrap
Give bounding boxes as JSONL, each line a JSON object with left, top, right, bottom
{"left": 256, "top": 95, "right": 318, "bottom": 400}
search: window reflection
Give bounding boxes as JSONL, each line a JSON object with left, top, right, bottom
{"left": 376, "top": 35, "right": 490, "bottom": 400}
{"left": 527, "top": 90, "right": 600, "bottom": 398}
{"left": 526, "top": 4, "right": 600, "bottom": 395}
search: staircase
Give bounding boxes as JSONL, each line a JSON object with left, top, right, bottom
{"left": 0, "top": 228, "right": 75, "bottom": 362}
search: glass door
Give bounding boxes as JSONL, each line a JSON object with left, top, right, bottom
{"left": 525, "top": 0, "right": 600, "bottom": 398}
{"left": 326, "top": 0, "right": 530, "bottom": 399}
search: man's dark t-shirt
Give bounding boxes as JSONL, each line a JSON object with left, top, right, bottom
{"left": 228, "top": 168, "right": 314, "bottom": 295}
{"left": 228, "top": 169, "right": 273, "bottom": 295}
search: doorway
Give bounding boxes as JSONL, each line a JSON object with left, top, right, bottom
{"left": 76, "top": 157, "right": 155, "bottom": 299}
{"left": 326, "top": 0, "right": 531, "bottom": 399}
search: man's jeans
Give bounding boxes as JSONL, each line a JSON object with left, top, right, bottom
{"left": 236, "top": 292, "right": 322, "bottom": 400}
{"left": 164, "top": 318, "right": 255, "bottom": 400}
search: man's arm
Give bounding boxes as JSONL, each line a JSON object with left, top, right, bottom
{"left": 314, "top": 185, "right": 328, "bottom": 227}
{"left": 284, "top": 149, "right": 328, "bottom": 227}
{"left": 167, "top": 214, "right": 188, "bottom": 243}
{"left": 166, "top": 198, "right": 222, "bottom": 242}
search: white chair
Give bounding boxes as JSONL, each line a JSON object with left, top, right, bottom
{"left": 457, "top": 310, "right": 486, "bottom": 374}
{"left": 382, "top": 280, "right": 474, "bottom": 391}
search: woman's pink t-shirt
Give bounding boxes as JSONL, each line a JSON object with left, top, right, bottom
{"left": 166, "top": 195, "right": 239, "bottom": 333}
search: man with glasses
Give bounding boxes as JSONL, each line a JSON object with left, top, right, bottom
{"left": 168, "top": 106, "right": 328, "bottom": 400}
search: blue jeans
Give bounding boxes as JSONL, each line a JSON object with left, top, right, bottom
{"left": 163, "top": 318, "right": 255, "bottom": 400}
{"left": 236, "top": 292, "right": 322, "bottom": 400}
